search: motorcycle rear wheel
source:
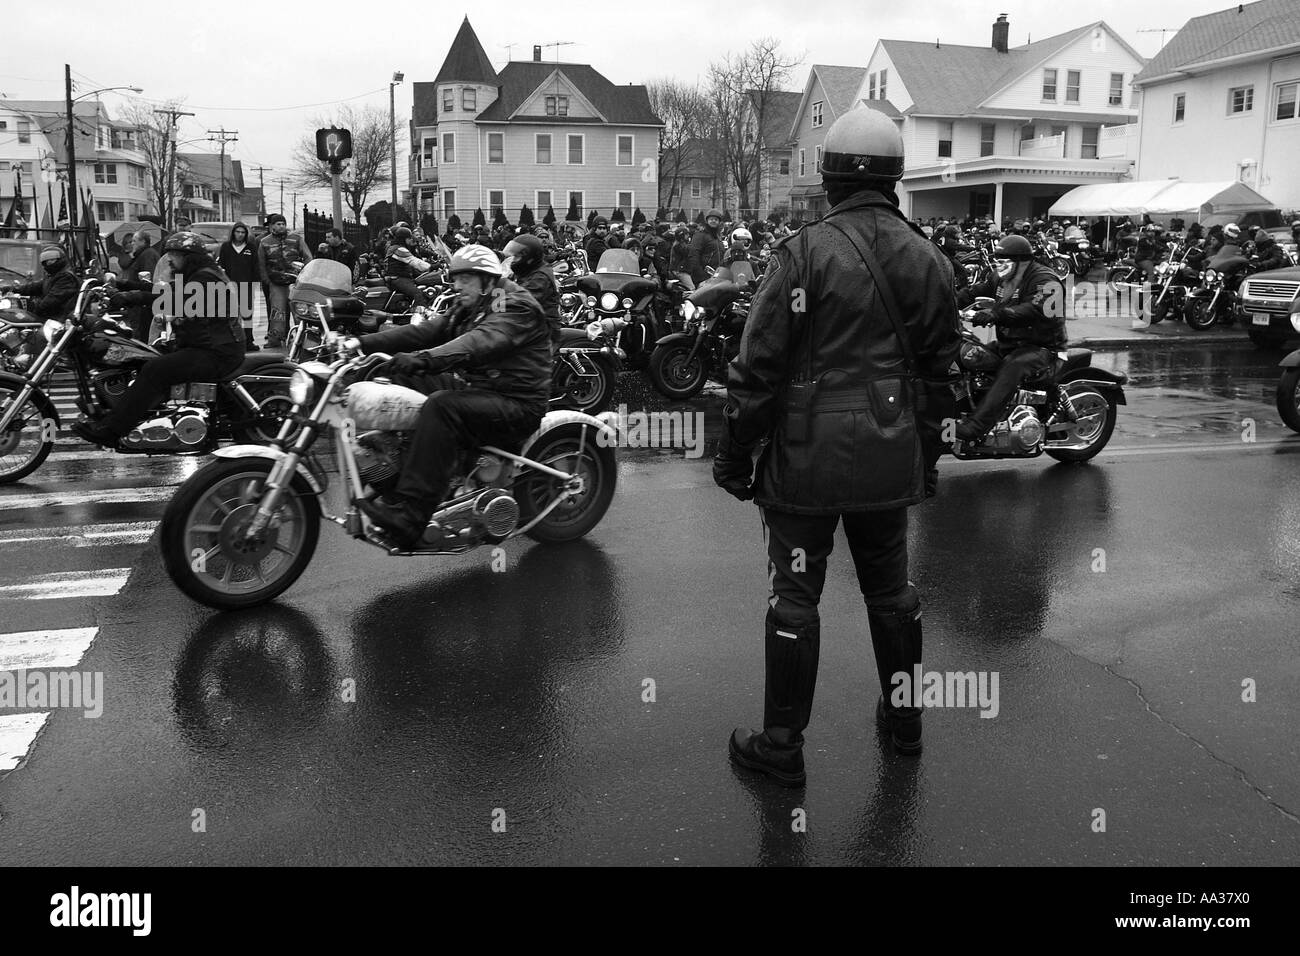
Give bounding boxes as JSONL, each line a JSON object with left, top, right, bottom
{"left": 160, "top": 457, "right": 320, "bottom": 610}
{"left": 1276, "top": 368, "right": 1300, "bottom": 433}
{"left": 230, "top": 380, "right": 297, "bottom": 444}
{"left": 0, "top": 384, "right": 56, "bottom": 484}
{"left": 648, "top": 341, "right": 708, "bottom": 400}
{"left": 1044, "top": 387, "right": 1117, "bottom": 463}
{"left": 516, "top": 423, "right": 617, "bottom": 543}
{"left": 551, "top": 356, "right": 617, "bottom": 415}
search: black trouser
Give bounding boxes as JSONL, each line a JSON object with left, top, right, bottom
{"left": 395, "top": 389, "right": 543, "bottom": 514}
{"left": 104, "top": 344, "right": 243, "bottom": 436}
{"left": 969, "top": 342, "right": 1056, "bottom": 429}
{"left": 759, "top": 507, "right": 919, "bottom": 734}
{"left": 387, "top": 276, "right": 427, "bottom": 309}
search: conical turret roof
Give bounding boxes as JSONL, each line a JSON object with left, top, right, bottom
{"left": 434, "top": 17, "right": 497, "bottom": 85}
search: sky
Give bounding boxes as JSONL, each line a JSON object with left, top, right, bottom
{"left": 1, "top": 0, "right": 1243, "bottom": 219}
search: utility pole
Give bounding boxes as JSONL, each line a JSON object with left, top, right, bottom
{"left": 251, "top": 165, "right": 271, "bottom": 220}
{"left": 271, "top": 177, "right": 288, "bottom": 217}
{"left": 291, "top": 191, "right": 298, "bottom": 230}
{"left": 154, "top": 106, "right": 195, "bottom": 230}
{"left": 64, "top": 65, "right": 78, "bottom": 232}
{"left": 206, "top": 127, "right": 238, "bottom": 220}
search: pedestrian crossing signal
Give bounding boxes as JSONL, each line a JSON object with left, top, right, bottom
{"left": 315, "top": 128, "right": 353, "bottom": 162}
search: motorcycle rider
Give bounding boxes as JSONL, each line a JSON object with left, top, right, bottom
{"left": 937, "top": 224, "right": 971, "bottom": 297}
{"left": 1134, "top": 223, "right": 1167, "bottom": 280}
{"left": 256, "top": 213, "right": 311, "bottom": 349}
{"left": 1248, "top": 233, "right": 1288, "bottom": 273}
{"left": 687, "top": 209, "right": 723, "bottom": 286}
{"left": 584, "top": 217, "right": 611, "bottom": 265}
{"left": 721, "top": 227, "right": 754, "bottom": 269}
{"left": 715, "top": 106, "right": 961, "bottom": 785}
{"left": 72, "top": 232, "right": 245, "bottom": 448}
{"left": 353, "top": 245, "right": 552, "bottom": 549}
{"left": 1, "top": 245, "right": 80, "bottom": 321}
{"left": 954, "top": 234, "right": 1066, "bottom": 444}
{"left": 1208, "top": 223, "right": 1248, "bottom": 292}
{"left": 669, "top": 225, "right": 692, "bottom": 288}
{"left": 501, "top": 234, "right": 561, "bottom": 349}
{"left": 384, "top": 225, "right": 433, "bottom": 308}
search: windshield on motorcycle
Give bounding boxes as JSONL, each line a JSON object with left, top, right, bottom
{"left": 293, "top": 259, "right": 353, "bottom": 297}
{"left": 596, "top": 249, "right": 641, "bottom": 275}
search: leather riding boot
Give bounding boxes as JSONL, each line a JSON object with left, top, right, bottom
{"left": 358, "top": 495, "right": 430, "bottom": 550}
{"left": 869, "top": 603, "right": 924, "bottom": 755}
{"left": 729, "top": 611, "right": 819, "bottom": 787}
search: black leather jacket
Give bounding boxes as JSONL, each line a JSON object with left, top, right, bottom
{"left": 960, "top": 262, "right": 1067, "bottom": 349}
{"left": 12, "top": 267, "right": 79, "bottom": 319}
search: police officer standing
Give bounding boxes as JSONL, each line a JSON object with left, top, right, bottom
{"left": 714, "top": 107, "right": 961, "bottom": 786}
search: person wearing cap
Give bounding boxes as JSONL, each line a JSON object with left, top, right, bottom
{"left": 716, "top": 106, "right": 961, "bottom": 786}
{"left": 0, "top": 244, "right": 79, "bottom": 320}
{"left": 937, "top": 224, "right": 971, "bottom": 297}
{"left": 687, "top": 209, "right": 723, "bottom": 285}
{"left": 350, "top": 244, "right": 552, "bottom": 549}
{"left": 954, "top": 233, "right": 1066, "bottom": 444}
{"left": 583, "top": 216, "right": 611, "bottom": 265}
{"left": 256, "top": 213, "right": 312, "bottom": 349}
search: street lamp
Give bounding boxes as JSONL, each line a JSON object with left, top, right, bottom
{"left": 390, "top": 71, "right": 404, "bottom": 223}
{"left": 64, "top": 63, "right": 142, "bottom": 231}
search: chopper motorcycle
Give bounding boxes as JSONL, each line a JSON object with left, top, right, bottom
{"left": 158, "top": 334, "right": 619, "bottom": 610}
{"left": 0, "top": 279, "right": 296, "bottom": 483}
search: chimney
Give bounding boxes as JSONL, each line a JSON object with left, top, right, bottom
{"left": 533, "top": 45, "right": 542, "bottom": 61}
{"left": 992, "top": 14, "right": 1009, "bottom": 53}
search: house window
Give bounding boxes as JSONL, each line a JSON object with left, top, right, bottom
{"left": 778, "top": 158, "right": 790, "bottom": 175}
{"left": 442, "top": 89, "right": 454, "bottom": 112}
{"left": 17, "top": 121, "right": 30, "bottom": 144}
{"left": 814, "top": 145, "right": 822, "bottom": 172}
{"left": 690, "top": 179, "right": 701, "bottom": 198}
{"left": 443, "top": 189, "right": 456, "bottom": 217}
{"left": 1173, "top": 93, "right": 1186, "bottom": 123}
{"left": 536, "top": 190, "right": 552, "bottom": 213}
{"left": 567, "top": 134, "right": 583, "bottom": 164}
{"left": 1108, "top": 73, "right": 1124, "bottom": 107}
{"left": 617, "top": 191, "right": 633, "bottom": 217}
{"left": 487, "top": 132, "right": 504, "bottom": 164}
{"left": 128, "top": 165, "right": 146, "bottom": 189}
{"left": 1042, "top": 68, "right": 1058, "bottom": 101}
{"left": 546, "top": 95, "right": 569, "bottom": 116}
{"left": 535, "top": 134, "right": 552, "bottom": 164}
{"left": 568, "top": 190, "right": 584, "bottom": 218}
{"left": 96, "top": 202, "right": 124, "bottom": 221}
{"left": 488, "top": 190, "right": 504, "bottom": 217}
{"left": 1228, "top": 85, "right": 1254, "bottom": 114}
{"left": 980, "top": 124, "right": 995, "bottom": 157}
{"left": 94, "top": 163, "right": 117, "bottom": 185}
{"left": 879, "top": 70, "right": 888, "bottom": 102}
{"left": 868, "top": 73, "right": 877, "bottom": 99}
{"left": 462, "top": 88, "right": 477, "bottom": 111}
{"left": 617, "top": 134, "right": 633, "bottom": 166}
{"left": 812, "top": 101, "right": 823, "bottom": 128}
{"left": 798, "top": 148, "right": 806, "bottom": 176}
{"left": 939, "top": 121, "right": 953, "bottom": 158}
{"left": 1066, "top": 70, "right": 1080, "bottom": 104}
{"left": 1275, "top": 81, "right": 1298, "bottom": 122}
{"left": 422, "top": 137, "right": 435, "bottom": 165}
{"left": 442, "top": 132, "right": 455, "bottom": 164}
{"left": 1081, "top": 125, "right": 1099, "bottom": 159}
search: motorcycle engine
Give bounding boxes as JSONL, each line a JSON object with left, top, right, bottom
{"left": 355, "top": 431, "right": 403, "bottom": 490}
{"left": 976, "top": 405, "right": 1044, "bottom": 455}
{"left": 119, "top": 404, "right": 210, "bottom": 453}
{"left": 92, "top": 370, "right": 133, "bottom": 410}
{"left": 423, "top": 487, "right": 520, "bottom": 547}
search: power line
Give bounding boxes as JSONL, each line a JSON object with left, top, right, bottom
{"left": 124, "top": 87, "right": 389, "bottom": 113}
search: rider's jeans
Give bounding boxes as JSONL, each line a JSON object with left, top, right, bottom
{"left": 968, "top": 343, "right": 1056, "bottom": 429}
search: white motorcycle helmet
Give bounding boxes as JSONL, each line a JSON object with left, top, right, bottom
{"left": 730, "top": 227, "right": 752, "bottom": 247}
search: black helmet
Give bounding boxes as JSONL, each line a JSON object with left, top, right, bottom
{"left": 162, "top": 231, "right": 206, "bottom": 255}
{"left": 394, "top": 221, "right": 410, "bottom": 230}
{"left": 993, "top": 235, "right": 1034, "bottom": 260}
{"left": 704, "top": 209, "right": 722, "bottom": 223}
{"left": 391, "top": 226, "right": 413, "bottom": 244}
{"left": 502, "top": 234, "right": 544, "bottom": 274}
{"left": 1256, "top": 234, "right": 1276, "bottom": 250}
{"left": 819, "top": 106, "right": 904, "bottom": 182}
{"left": 592, "top": 216, "right": 609, "bottom": 229}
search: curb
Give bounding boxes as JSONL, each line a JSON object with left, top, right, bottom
{"left": 1070, "top": 332, "right": 1248, "bottom": 350}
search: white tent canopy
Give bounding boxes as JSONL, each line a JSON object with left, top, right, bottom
{"left": 1049, "top": 180, "right": 1276, "bottom": 221}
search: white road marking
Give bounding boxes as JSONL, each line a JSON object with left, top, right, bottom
{"left": 0, "top": 522, "right": 155, "bottom": 547}
{"left": 0, "top": 713, "right": 50, "bottom": 772}
{"left": 0, "top": 486, "right": 174, "bottom": 510}
{"left": 0, "top": 569, "right": 130, "bottom": 601}
{"left": 0, "top": 627, "right": 97, "bottom": 671}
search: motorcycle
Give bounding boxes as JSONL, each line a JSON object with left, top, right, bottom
{"left": 1148, "top": 247, "right": 1199, "bottom": 325}
{"left": 1182, "top": 265, "right": 1240, "bottom": 331}
{"left": 0, "top": 294, "right": 47, "bottom": 374}
{"left": 647, "top": 267, "right": 752, "bottom": 400}
{"left": 286, "top": 260, "right": 399, "bottom": 364}
{"left": 551, "top": 316, "right": 625, "bottom": 416}
{"left": 158, "top": 337, "right": 619, "bottom": 610}
{"left": 950, "top": 299, "right": 1126, "bottom": 462}
{"left": 0, "top": 279, "right": 298, "bottom": 483}
{"left": 576, "top": 249, "right": 667, "bottom": 370}
{"left": 1056, "top": 231, "right": 1098, "bottom": 278}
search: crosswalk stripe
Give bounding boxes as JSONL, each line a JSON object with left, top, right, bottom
{"left": 0, "top": 522, "right": 155, "bottom": 547}
{"left": 0, "top": 627, "right": 98, "bottom": 671}
{"left": 0, "top": 713, "right": 50, "bottom": 772}
{"left": 0, "top": 487, "right": 174, "bottom": 510}
{"left": 0, "top": 569, "right": 131, "bottom": 601}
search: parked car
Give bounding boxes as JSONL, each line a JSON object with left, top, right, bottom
{"left": 1238, "top": 265, "right": 1300, "bottom": 349}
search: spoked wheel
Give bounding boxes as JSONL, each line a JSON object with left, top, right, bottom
{"left": 160, "top": 457, "right": 320, "bottom": 609}
{"left": 1044, "top": 387, "right": 1117, "bottom": 462}
{"left": 231, "top": 381, "right": 297, "bottom": 444}
{"left": 0, "top": 383, "right": 56, "bottom": 483}
{"left": 648, "top": 342, "right": 707, "bottom": 400}
{"left": 551, "top": 356, "right": 616, "bottom": 415}
{"left": 515, "top": 423, "right": 617, "bottom": 542}
{"left": 1277, "top": 368, "right": 1300, "bottom": 433}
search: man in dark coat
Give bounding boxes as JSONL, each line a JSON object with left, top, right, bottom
{"left": 715, "top": 107, "right": 961, "bottom": 785}
{"left": 3, "top": 245, "right": 80, "bottom": 318}
{"left": 687, "top": 209, "right": 723, "bottom": 285}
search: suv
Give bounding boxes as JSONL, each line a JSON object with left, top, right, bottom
{"left": 1239, "top": 264, "right": 1300, "bottom": 349}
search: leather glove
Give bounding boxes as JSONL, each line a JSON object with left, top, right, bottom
{"left": 107, "top": 292, "right": 128, "bottom": 310}
{"left": 713, "top": 432, "right": 756, "bottom": 501}
{"left": 971, "top": 309, "right": 997, "bottom": 327}
{"left": 389, "top": 351, "right": 431, "bottom": 375}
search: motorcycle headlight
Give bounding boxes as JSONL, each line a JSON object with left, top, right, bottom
{"left": 1204, "top": 269, "right": 1217, "bottom": 282}
{"left": 585, "top": 295, "right": 597, "bottom": 307}
{"left": 43, "top": 318, "right": 62, "bottom": 341}
{"left": 0, "top": 298, "right": 11, "bottom": 310}
{"left": 288, "top": 368, "right": 315, "bottom": 406}
{"left": 621, "top": 297, "right": 633, "bottom": 309}
{"left": 292, "top": 300, "right": 314, "bottom": 318}
{"left": 1078, "top": 240, "right": 1090, "bottom": 249}
{"left": 600, "top": 292, "right": 620, "bottom": 312}
{"left": 681, "top": 301, "right": 697, "bottom": 321}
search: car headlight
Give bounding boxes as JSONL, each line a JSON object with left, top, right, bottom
{"left": 600, "top": 292, "right": 620, "bottom": 312}
{"left": 289, "top": 368, "right": 315, "bottom": 406}
{"left": 1291, "top": 313, "right": 1300, "bottom": 334}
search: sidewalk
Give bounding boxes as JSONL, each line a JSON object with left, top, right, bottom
{"left": 1065, "top": 310, "right": 1247, "bottom": 350}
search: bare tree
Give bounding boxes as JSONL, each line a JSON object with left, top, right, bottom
{"left": 117, "top": 99, "right": 186, "bottom": 229}
{"left": 708, "top": 39, "right": 802, "bottom": 218}
{"left": 292, "top": 104, "right": 394, "bottom": 223}
{"left": 646, "top": 79, "right": 714, "bottom": 214}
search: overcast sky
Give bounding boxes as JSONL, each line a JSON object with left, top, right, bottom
{"left": 3, "top": 0, "right": 1237, "bottom": 218}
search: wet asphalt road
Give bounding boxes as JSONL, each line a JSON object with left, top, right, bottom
{"left": 1, "top": 343, "right": 1299, "bottom": 865}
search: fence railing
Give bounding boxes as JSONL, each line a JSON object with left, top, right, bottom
{"left": 301, "top": 206, "right": 369, "bottom": 250}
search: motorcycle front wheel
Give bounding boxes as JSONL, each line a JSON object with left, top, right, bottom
{"left": 1184, "top": 298, "right": 1217, "bottom": 331}
{"left": 0, "top": 383, "right": 56, "bottom": 483}
{"left": 1105, "top": 267, "right": 1133, "bottom": 296}
{"left": 1044, "top": 386, "right": 1117, "bottom": 463}
{"left": 516, "top": 423, "right": 617, "bottom": 543}
{"left": 648, "top": 341, "right": 708, "bottom": 400}
{"left": 1050, "top": 256, "right": 1072, "bottom": 279}
{"left": 230, "top": 379, "right": 297, "bottom": 445}
{"left": 1276, "top": 368, "right": 1300, "bottom": 433}
{"left": 160, "top": 457, "right": 321, "bottom": 610}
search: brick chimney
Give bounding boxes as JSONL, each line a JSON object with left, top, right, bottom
{"left": 992, "top": 14, "right": 1009, "bottom": 53}
{"left": 533, "top": 45, "right": 542, "bottom": 61}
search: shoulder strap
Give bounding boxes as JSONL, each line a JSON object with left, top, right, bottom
{"left": 823, "top": 217, "right": 918, "bottom": 375}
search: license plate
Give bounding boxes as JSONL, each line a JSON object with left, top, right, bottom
{"left": 1251, "top": 313, "right": 1271, "bottom": 326}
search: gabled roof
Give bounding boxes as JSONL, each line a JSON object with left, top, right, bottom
{"left": 747, "top": 89, "right": 802, "bottom": 148}
{"left": 0, "top": 99, "right": 105, "bottom": 163}
{"left": 789, "top": 64, "right": 868, "bottom": 142}
{"left": 434, "top": 17, "right": 497, "bottom": 85}
{"left": 881, "top": 22, "right": 1142, "bottom": 115}
{"left": 1134, "top": 0, "right": 1300, "bottom": 86}
{"left": 474, "top": 62, "right": 662, "bottom": 126}
{"left": 176, "top": 152, "right": 245, "bottom": 192}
